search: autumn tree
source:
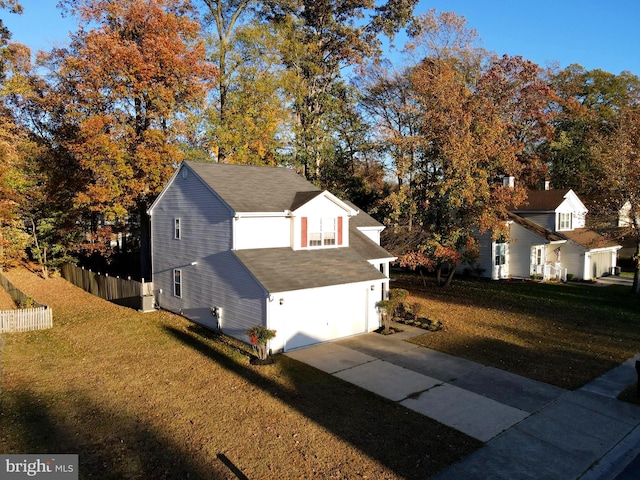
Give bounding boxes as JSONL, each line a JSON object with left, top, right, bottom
{"left": 261, "top": 0, "right": 418, "bottom": 181}
{"left": 390, "top": 58, "right": 526, "bottom": 286}
{"left": 477, "top": 55, "right": 557, "bottom": 188}
{"left": 359, "top": 10, "right": 489, "bottom": 230}
{"left": 0, "top": 0, "right": 22, "bottom": 81}
{"left": 594, "top": 105, "right": 640, "bottom": 293}
{"left": 548, "top": 65, "right": 640, "bottom": 196}
{"left": 45, "top": 0, "right": 215, "bottom": 276}
{"left": 201, "top": 4, "right": 292, "bottom": 164}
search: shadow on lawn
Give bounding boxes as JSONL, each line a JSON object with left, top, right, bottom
{"left": 1, "top": 389, "right": 228, "bottom": 479}
{"left": 163, "top": 325, "right": 482, "bottom": 480}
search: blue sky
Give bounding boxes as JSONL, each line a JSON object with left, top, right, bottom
{"left": 4, "top": 0, "right": 640, "bottom": 75}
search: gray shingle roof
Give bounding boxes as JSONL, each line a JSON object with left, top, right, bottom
{"left": 508, "top": 212, "right": 620, "bottom": 250}
{"left": 344, "top": 200, "right": 383, "bottom": 228}
{"left": 350, "top": 227, "right": 394, "bottom": 260}
{"left": 185, "top": 161, "right": 320, "bottom": 212}
{"left": 184, "top": 161, "right": 394, "bottom": 291}
{"left": 560, "top": 229, "right": 621, "bottom": 250}
{"left": 234, "top": 247, "right": 387, "bottom": 293}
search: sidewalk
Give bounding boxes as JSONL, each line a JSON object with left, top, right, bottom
{"left": 285, "top": 325, "right": 640, "bottom": 479}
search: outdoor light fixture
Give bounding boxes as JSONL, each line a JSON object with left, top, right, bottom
{"left": 370, "top": 285, "right": 375, "bottom": 291}
{"left": 279, "top": 298, "right": 284, "bottom": 305}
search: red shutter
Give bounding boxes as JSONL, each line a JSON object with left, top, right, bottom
{"left": 337, "top": 217, "right": 343, "bottom": 245}
{"left": 301, "top": 217, "right": 308, "bottom": 247}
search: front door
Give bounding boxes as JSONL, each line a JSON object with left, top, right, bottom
{"left": 492, "top": 241, "right": 509, "bottom": 279}
{"left": 530, "top": 245, "right": 545, "bottom": 277}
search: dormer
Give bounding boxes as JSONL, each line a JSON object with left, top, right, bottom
{"left": 513, "top": 188, "right": 588, "bottom": 233}
{"left": 554, "top": 190, "right": 587, "bottom": 232}
{"left": 291, "top": 191, "right": 358, "bottom": 250}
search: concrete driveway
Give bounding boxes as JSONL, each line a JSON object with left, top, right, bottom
{"left": 285, "top": 325, "right": 640, "bottom": 479}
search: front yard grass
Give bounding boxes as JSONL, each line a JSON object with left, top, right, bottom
{"left": 0, "top": 267, "right": 480, "bottom": 479}
{"left": 395, "top": 273, "right": 640, "bottom": 390}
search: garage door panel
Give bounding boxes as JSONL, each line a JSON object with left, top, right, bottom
{"left": 275, "top": 284, "right": 369, "bottom": 351}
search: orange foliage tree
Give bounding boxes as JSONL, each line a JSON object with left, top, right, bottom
{"left": 44, "top": 0, "right": 216, "bottom": 275}
{"left": 394, "top": 57, "right": 529, "bottom": 286}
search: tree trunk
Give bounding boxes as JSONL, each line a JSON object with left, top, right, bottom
{"left": 632, "top": 238, "right": 640, "bottom": 294}
{"left": 443, "top": 263, "right": 457, "bottom": 288}
{"left": 139, "top": 203, "right": 151, "bottom": 281}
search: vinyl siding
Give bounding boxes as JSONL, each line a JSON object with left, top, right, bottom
{"left": 508, "top": 223, "right": 547, "bottom": 278}
{"left": 518, "top": 213, "right": 555, "bottom": 231}
{"left": 476, "top": 231, "right": 494, "bottom": 277}
{"left": 150, "top": 168, "right": 267, "bottom": 341}
{"left": 560, "top": 241, "right": 586, "bottom": 279}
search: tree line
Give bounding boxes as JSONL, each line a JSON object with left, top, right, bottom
{"left": 1, "top": 1, "right": 640, "bottom": 291}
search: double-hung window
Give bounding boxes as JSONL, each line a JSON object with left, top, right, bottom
{"left": 494, "top": 242, "right": 506, "bottom": 266}
{"left": 174, "top": 218, "right": 181, "bottom": 239}
{"left": 173, "top": 269, "right": 182, "bottom": 297}
{"left": 558, "top": 212, "right": 572, "bottom": 231}
{"left": 308, "top": 218, "right": 336, "bottom": 247}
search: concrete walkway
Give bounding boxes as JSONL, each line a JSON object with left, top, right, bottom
{"left": 285, "top": 325, "right": 640, "bottom": 479}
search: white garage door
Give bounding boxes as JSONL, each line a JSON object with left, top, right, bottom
{"left": 590, "top": 251, "right": 612, "bottom": 278}
{"left": 273, "top": 284, "right": 370, "bottom": 351}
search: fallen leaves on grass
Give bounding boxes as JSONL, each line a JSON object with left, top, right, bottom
{"left": 0, "top": 267, "right": 481, "bottom": 479}
{"left": 396, "top": 274, "right": 640, "bottom": 390}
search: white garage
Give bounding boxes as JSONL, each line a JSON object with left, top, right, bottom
{"left": 267, "top": 281, "right": 381, "bottom": 351}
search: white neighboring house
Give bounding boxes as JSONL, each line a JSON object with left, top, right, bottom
{"left": 618, "top": 200, "right": 639, "bottom": 228}
{"left": 471, "top": 188, "right": 621, "bottom": 281}
{"left": 148, "top": 161, "right": 396, "bottom": 352}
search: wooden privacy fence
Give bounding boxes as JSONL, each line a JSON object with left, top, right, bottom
{"left": 0, "top": 271, "right": 53, "bottom": 333}
{"left": 61, "top": 263, "right": 155, "bottom": 311}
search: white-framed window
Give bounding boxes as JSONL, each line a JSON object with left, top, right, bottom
{"left": 494, "top": 242, "right": 507, "bottom": 266}
{"left": 174, "top": 218, "right": 181, "bottom": 239}
{"left": 558, "top": 212, "right": 572, "bottom": 231}
{"left": 173, "top": 269, "right": 182, "bottom": 297}
{"left": 308, "top": 218, "right": 336, "bottom": 247}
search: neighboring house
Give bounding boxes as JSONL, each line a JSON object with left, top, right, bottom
{"left": 618, "top": 200, "right": 639, "bottom": 228}
{"left": 148, "top": 161, "right": 395, "bottom": 352}
{"left": 471, "top": 187, "right": 621, "bottom": 281}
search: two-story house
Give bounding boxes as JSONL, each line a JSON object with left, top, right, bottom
{"left": 148, "top": 161, "right": 396, "bottom": 352}
{"left": 472, "top": 187, "right": 621, "bottom": 281}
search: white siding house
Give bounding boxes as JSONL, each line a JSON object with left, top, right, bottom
{"left": 149, "top": 161, "right": 395, "bottom": 352}
{"left": 471, "top": 188, "right": 621, "bottom": 281}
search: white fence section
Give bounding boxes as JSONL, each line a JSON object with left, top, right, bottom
{"left": 0, "top": 271, "right": 53, "bottom": 333}
{"left": 0, "top": 306, "right": 53, "bottom": 333}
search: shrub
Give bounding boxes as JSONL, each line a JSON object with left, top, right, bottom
{"left": 246, "top": 325, "right": 276, "bottom": 360}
